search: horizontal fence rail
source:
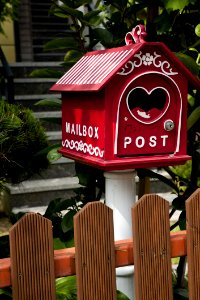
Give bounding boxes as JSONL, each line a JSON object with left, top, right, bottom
{"left": 0, "top": 231, "right": 187, "bottom": 288}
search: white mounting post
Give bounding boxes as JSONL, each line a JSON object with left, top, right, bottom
{"left": 104, "top": 170, "right": 137, "bottom": 300}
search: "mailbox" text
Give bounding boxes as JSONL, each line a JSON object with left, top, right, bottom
{"left": 65, "top": 122, "right": 99, "bottom": 139}
{"left": 124, "top": 135, "right": 168, "bottom": 149}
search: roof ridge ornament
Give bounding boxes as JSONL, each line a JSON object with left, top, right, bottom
{"left": 125, "top": 25, "right": 147, "bottom": 45}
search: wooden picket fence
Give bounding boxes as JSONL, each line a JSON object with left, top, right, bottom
{"left": 1, "top": 189, "right": 200, "bottom": 299}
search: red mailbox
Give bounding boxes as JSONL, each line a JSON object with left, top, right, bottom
{"left": 51, "top": 26, "right": 200, "bottom": 171}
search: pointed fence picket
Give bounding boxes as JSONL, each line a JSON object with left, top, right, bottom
{"left": 186, "top": 189, "right": 200, "bottom": 300}
{"left": 9, "top": 213, "right": 56, "bottom": 300}
{"left": 0, "top": 189, "right": 200, "bottom": 299}
{"left": 132, "top": 194, "right": 173, "bottom": 300}
{"left": 74, "top": 201, "right": 116, "bottom": 300}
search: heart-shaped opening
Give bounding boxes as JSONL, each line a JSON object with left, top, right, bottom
{"left": 127, "top": 88, "right": 169, "bottom": 123}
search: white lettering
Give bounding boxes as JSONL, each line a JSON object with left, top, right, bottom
{"left": 161, "top": 135, "right": 168, "bottom": 147}
{"left": 88, "top": 126, "right": 93, "bottom": 137}
{"left": 124, "top": 137, "right": 132, "bottom": 148}
{"left": 71, "top": 124, "right": 75, "bottom": 135}
{"left": 64, "top": 122, "right": 99, "bottom": 139}
{"left": 136, "top": 136, "right": 145, "bottom": 148}
{"left": 82, "top": 125, "right": 87, "bottom": 136}
{"left": 94, "top": 127, "right": 99, "bottom": 139}
{"left": 66, "top": 122, "right": 70, "bottom": 133}
{"left": 78, "top": 124, "right": 82, "bottom": 136}
{"left": 149, "top": 136, "right": 157, "bottom": 147}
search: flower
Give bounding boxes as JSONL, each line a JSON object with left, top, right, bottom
{"left": 142, "top": 53, "right": 154, "bottom": 65}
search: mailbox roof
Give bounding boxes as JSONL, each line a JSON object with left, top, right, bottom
{"left": 51, "top": 42, "right": 200, "bottom": 92}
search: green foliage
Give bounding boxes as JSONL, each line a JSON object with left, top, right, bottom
{"left": 0, "top": 0, "right": 20, "bottom": 35}
{"left": 0, "top": 287, "right": 12, "bottom": 299}
{"left": 195, "top": 24, "right": 200, "bottom": 37}
{"left": 174, "top": 53, "right": 199, "bottom": 76}
{"left": 55, "top": 276, "right": 130, "bottom": 300}
{"left": 0, "top": 277, "right": 130, "bottom": 299}
{"left": 56, "top": 276, "right": 77, "bottom": 300}
{"left": 29, "top": 68, "right": 63, "bottom": 78}
{"left": 161, "top": 0, "right": 190, "bottom": 11}
{"left": 35, "top": 98, "right": 61, "bottom": 108}
{"left": 188, "top": 106, "right": 200, "bottom": 130}
{"left": 0, "top": 100, "right": 49, "bottom": 183}
{"left": 43, "top": 188, "right": 89, "bottom": 248}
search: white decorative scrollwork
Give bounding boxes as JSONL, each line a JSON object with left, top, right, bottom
{"left": 62, "top": 139, "right": 104, "bottom": 158}
{"left": 118, "top": 51, "right": 178, "bottom": 76}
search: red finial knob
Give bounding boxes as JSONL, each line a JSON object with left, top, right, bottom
{"left": 125, "top": 25, "right": 147, "bottom": 45}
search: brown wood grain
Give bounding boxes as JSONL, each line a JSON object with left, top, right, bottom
{"left": 9, "top": 213, "right": 56, "bottom": 300}
{"left": 186, "top": 188, "right": 200, "bottom": 300}
{"left": 132, "top": 194, "right": 173, "bottom": 300}
{"left": 74, "top": 201, "right": 116, "bottom": 300}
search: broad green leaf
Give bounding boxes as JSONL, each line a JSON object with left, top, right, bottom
{"left": 175, "top": 53, "right": 199, "bottom": 76}
{"left": 56, "top": 276, "right": 77, "bottom": 300}
{"left": 55, "top": 198, "right": 78, "bottom": 211}
{"left": 195, "top": 24, "right": 200, "bottom": 37}
{"left": 61, "top": 210, "right": 76, "bottom": 233}
{"left": 174, "top": 288, "right": 188, "bottom": 299}
{"left": 34, "top": 143, "right": 61, "bottom": 157}
{"left": 189, "top": 47, "right": 199, "bottom": 54}
{"left": 64, "top": 50, "right": 83, "bottom": 63}
{"left": 187, "top": 106, "right": 200, "bottom": 130}
{"left": 57, "top": 4, "right": 83, "bottom": 19}
{"left": 84, "top": 10, "right": 101, "bottom": 21}
{"left": 117, "top": 290, "right": 130, "bottom": 300}
{"left": 74, "top": 0, "right": 92, "bottom": 8}
{"left": 53, "top": 12, "right": 69, "bottom": 19}
{"left": 44, "top": 37, "right": 79, "bottom": 51}
{"left": 44, "top": 198, "right": 62, "bottom": 217}
{"left": 35, "top": 98, "right": 61, "bottom": 108}
{"left": 29, "top": 68, "right": 63, "bottom": 78}
{"left": 188, "top": 94, "right": 195, "bottom": 107}
{"left": 162, "top": 0, "right": 189, "bottom": 11}
{"left": 155, "top": 10, "right": 173, "bottom": 33}
{"left": 92, "top": 28, "right": 113, "bottom": 47}
{"left": 172, "top": 196, "right": 186, "bottom": 211}
{"left": 84, "top": 10, "right": 102, "bottom": 26}
{"left": 47, "top": 147, "right": 62, "bottom": 162}
{"left": 0, "top": 287, "right": 12, "bottom": 297}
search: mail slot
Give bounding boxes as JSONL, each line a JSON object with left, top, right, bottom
{"left": 50, "top": 26, "right": 200, "bottom": 171}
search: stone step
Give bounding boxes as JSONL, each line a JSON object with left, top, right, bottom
{"left": 33, "top": 111, "right": 61, "bottom": 131}
{"left": 34, "top": 111, "right": 61, "bottom": 118}
{"left": 7, "top": 176, "right": 81, "bottom": 208}
{"left": 30, "top": 157, "right": 76, "bottom": 180}
{"left": 34, "top": 53, "right": 66, "bottom": 61}
{"left": 32, "top": 15, "right": 66, "bottom": 22}
{"left": 9, "top": 61, "right": 65, "bottom": 78}
{"left": 32, "top": 22, "right": 67, "bottom": 30}
{"left": 46, "top": 130, "right": 62, "bottom": 143}
{"left": 14, "top": 78, "right": 57, "bottom": 95}
{"left": 11, "top": 191, "right": 179, "bottom": 221}
{"left": 15, "top": 94, "right": 61, "bottom": 111}
{"left": 31, "top": 2, "right": 51, "bottom": 9}
{"left": 7, "top": 165, "right": 176, "bottom": 217}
